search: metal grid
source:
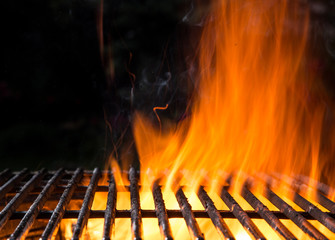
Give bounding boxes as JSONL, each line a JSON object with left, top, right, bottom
{"left": 0, "top": 168, "right": 334, "bottom": 239}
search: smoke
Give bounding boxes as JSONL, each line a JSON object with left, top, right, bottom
{"left": 181, "top": 0, "right": 213, "bottom": 27}
{"left": 309, "top": 0, "right": 335, "bottom": 58}
{"left": 324, "top": 23, "right": 335, "bottom": 58}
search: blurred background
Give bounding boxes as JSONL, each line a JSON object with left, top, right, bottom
{"left": 1, "top": 0, "right": 334, "bottom": 170}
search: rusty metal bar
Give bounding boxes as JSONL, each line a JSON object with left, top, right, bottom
{"left": 0, "top": 169, "right": 11, "bottom": 186}
{"left": 8, "top": 209, "right": 335, "bottom": 220}
{"left": 175, "top": 187, "right": 204, "bottom": 240}
{"left": 71, "top": 168, "right": 101, "bottom": 240}
{"left": 220, "top": 187, "right": 266, "bottom": 240}
{"left": 129, "top": 167, "right": 143, "bottom": 240}
{"left": 0, "top": 168, "right": 28, "bottom": 200}
{"left": 293, "top": 191, "right": 335, "bottom": 233}
{"left": 197, "top": 186, "right": 234, "bottom": 240}
{"left": 5, "top": 184, "right": 181, "bottom": 196}
{"left": 10, "top": 168, "right": 65, "bottom": 239}
{"left": 6, "top": 185, "right": 110, "bottom": 196}
{"left": 0, "top": 168, "right": 10, "bottom": 176}
{"left": 290, "top": 175, "right": 335, "bottom": 215}
{"left": 0, "top": 168, "right": 46, "bottom": 231}
{"left": 102, "top": 172, "right": 117, "bottom": 240}
{"left": 241, "top": 184, "right": 296, "bottom": 240}
{"left": 265, "top": 187, "right": 327, "bottom": 240}
{"left": 274, "top": 173, "right": 335, "bottom": 230}
{"left": 316, "top": 192, "right": 335, "bottom": 214}
{"left": 41, "top": 168, "right": 83, "bottom": 240}
{"left": 152, "top": 181, "right": 173, "bottom": 240}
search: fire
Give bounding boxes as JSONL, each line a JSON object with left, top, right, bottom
{"left": 131, "top": 0, "right": 333, "bottom": 238}
{"left": 61, "top": 0, "right": 335, "bottom": 239}
{"left": 134, "top": 0, "right": 327, "bottom": 191}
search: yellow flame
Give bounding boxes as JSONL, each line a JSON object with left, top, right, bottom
{"left": 134, "top": 0, "right": 329, "bottom": 191}
{"left": 62, "top": 0, "right": 335, "bottom": 239}
{"left": 131, "top": 0, "right": 333, "bottom": 238}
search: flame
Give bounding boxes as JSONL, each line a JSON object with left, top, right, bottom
{"left": 134, "top": 0, "right": 329, "bottom": 192}
{"left": 61, "top": 0, "right": 335, "bottom": 239}
{"left": 131, "top": 0, "right": 333, "bottom": 238}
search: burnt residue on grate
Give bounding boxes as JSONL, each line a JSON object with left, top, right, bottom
{"left": 0, "top": 169, "right": 335, "bottom": 239}
{"left": 152, "top": 180, "right": 173, "bottom": 240}
{"left": 102, "top": 171, "right": 117, "bottom": 240}
{"left": 10, "top": 168, "right": 65, "bottom": 239}
{"left": 129, "top": 167, "right": 143, "bottom": 240}
{"left": 72, "top": 168, "right": 101, "bottom": 240}
{"left": 198, "top": 186, "right": 234, "bottom": 240}
{"left": 41, "top": 168, "right": 83, "bottom": 240}
{"left": 0, "top": 169, "right": 47, "bottom": 232}
{"left": 220, "top": 187, "right": 266, "bottom": 240}
{"left": 241, "top": 182, "right": 297, "bottom": 240}
{"left": 176, "top": 187, "right": 204, "bottom": 240}
{"left": 265, "top": 186, "right": 328, "bottom": 240}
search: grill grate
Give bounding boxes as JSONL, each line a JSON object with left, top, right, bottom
{"left": 0, "top": 168, "right": 335, "bottom": 239}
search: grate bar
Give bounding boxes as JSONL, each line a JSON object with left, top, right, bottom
{"left": 41, "top": 168, "right": 83, "bottom": 240}
{"left": 0, "top": 169, "right": 334, "bottom": 239}
{"left": 175, "top": 187, "right": 204, "bottom": 240}
{"left": 129, "top": 167, "right": 143, "bottom": 240}
{"left": 102, "top": 172, "right": 117, "bottom": 240}
{"left": 241, "top": 184, "right": 297, "bottom": 240}
{"left": 10, "top": 168, "right": 65, "bottom": 239}
{"left": 8, "top": 209, "right": 335, "bottom": 219}
{"left": 152, "top": 181, "right": 173, "bottom": 240}
{"left": 293, "top": 191, "right": 335, "bottom": 233}
{"left": 72, "top": 168, "right": 101, "bottom": 240}
{"left": 0, "top": 168, "right": 46, "bottom": 232}
{"left": 316, "top": 192, "right": 335, "bottom": 214}
{"left": 220, "top": 187, "right": 266, "bottom": 240}
{"left": 265, "top": 187, "right": 327, "bottom": 240}
{"left": 0, "top": 168, "right": 28, "bottom": 200}
{"left": 0, "top": 169, "right": 11, "bottom": 186}
{"left": 197, "top": 186, "right": 234, "bottom": 240}
{"left": 275, "top": 173, "right": 335, "bottom": 232}
{"left": 285, "top": 175, "right": 335, "bottom": 216}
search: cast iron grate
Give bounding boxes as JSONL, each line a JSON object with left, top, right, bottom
{"left": 0, "top": 168, "right": 335, "bottom": 239}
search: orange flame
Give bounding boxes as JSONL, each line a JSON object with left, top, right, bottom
{"left": 64, "top": 0, "right": 335, "bottom": 239}
{"left": 134, "top": 0, "right": 329, "bottom": 191}
{"left": 130, "top": 0, "right": 333, "bottom": 238}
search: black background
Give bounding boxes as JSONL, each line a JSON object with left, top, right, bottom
{"left": 1, "top": 0, "right": 334, "bottom": 170}
{"left": 1, "top": 0, "right": 192, "bottom": 170}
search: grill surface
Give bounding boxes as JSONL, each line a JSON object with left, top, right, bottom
{"left": 0, "top": 168, "right": 335, "bottom": 239}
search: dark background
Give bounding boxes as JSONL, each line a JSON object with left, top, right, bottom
{"left": 1, "top": 0, "right": 194, "bottom": 170}
{"left": 1, "top": 0, "right": 334, "bottom": 170}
